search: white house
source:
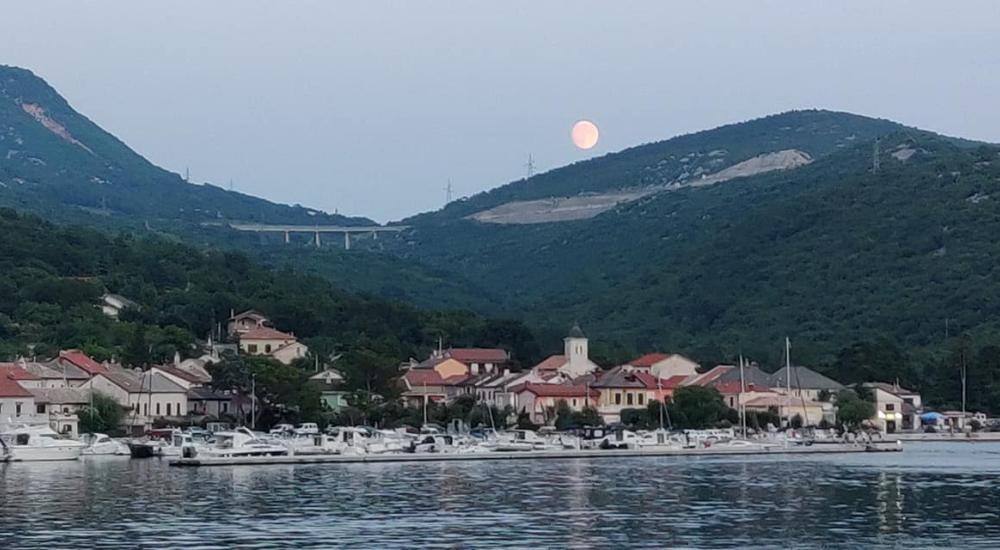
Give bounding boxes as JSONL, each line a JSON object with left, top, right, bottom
{"left": 442, "top": 348, "right": 511, "bottom": 375}
{"left": 29, "top": 387, "right": 88, "bottom": 436}
{"left": 81, "top": 369, "right": 188, "bottom": 433}
{"left": 0, "top": 374, "right": 36, "bottom": 425}
{"left": 227, "top": 309, "right": 271, "bottom": 336}
{"left": 239, "top": 327, "right": 309, "bottom": 365}
{"left": 626, "top": 353, "right": 700, "bottom": 379}
{"left": 100, "top": 293, "right": 138, "bottom": 319}
{"left": 865, "top": 382, "right": 922, "bottom": 433}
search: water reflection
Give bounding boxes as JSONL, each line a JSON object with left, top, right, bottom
{"left": 2, "top": 443, "right": 1000, "bottom": 548}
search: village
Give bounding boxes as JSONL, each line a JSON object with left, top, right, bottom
{"left": 0, "top": 306, "right": 988, "bottom": 446}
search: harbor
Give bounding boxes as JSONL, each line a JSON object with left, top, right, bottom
{"left": 168, "top": 440, "right": 901, "bottom": 467}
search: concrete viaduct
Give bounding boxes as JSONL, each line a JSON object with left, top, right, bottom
{"left": 223, "top": 223, "right": 409, "bottom": 250}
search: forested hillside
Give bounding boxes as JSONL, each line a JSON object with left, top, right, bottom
{"left": 0, "top": 65, "right": 370, "bottom": 226}
{"left": 379, "top": 121, "right": 1000, "bottom": 368}
{"left": 0, "top": 209, "right": 541, "bottom": 395}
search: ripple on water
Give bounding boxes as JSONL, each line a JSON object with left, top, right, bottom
{"left": 2, "top": 442, "right": 1000, "bottom": 548}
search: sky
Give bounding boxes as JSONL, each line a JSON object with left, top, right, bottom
{"left": 4, "top": 1, "right": 1000, "bottom": 222}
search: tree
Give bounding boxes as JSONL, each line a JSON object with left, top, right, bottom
{"left": 835, "top": 389, "right": 875, "bottom": 429}
{"left": 77, "top": 392, "right": 124, "bottom": 435}
{"left": 667, "top": 386, "right": 729, "bottom": 429}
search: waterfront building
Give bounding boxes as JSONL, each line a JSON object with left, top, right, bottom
{"left": 0, "top": 373, "right": 36, "bottom": 424}
{"left": 54, "top": 349, "right": 108, "bottom": 379}
{"left": 743, "top": 394, "right": 830, "bottom": 426}
{"left": 400, "top": 363, "right": 470, "bottom": 408}
{"left": 28, "top": 387, "right": 88, "bottom": 436}
{"left": 441, "top": 348, "right": 510, "bottom": 375}
{"left": 187, "top": 386, "right": 234, "bottom": 418}
{"left": 530, "top": 324, "right": 601, "bottom": 380}
{"left": 625, "top": 353, "right": 700, "bottom": 379}
{"left": 18, "top": 359, "right": 90, "bottom": 388}
{"left": 81, "top": 369, "right": 189, "bottom": 433}
{"left": 768, "top": 366, "right": 844, "bottom": 401}
{"left": 510, "top": 383, "right": 599, "bottom": 425}
{"left": 864, "top": 382, "right": 922, "bottom": 433}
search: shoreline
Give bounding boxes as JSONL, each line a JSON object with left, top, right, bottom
{"left": 169, "top": 441, "right": 901, "bottom": 467}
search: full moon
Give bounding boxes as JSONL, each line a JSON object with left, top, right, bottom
{"left": 571, "top": 120, "right": 600, "bottom": 150}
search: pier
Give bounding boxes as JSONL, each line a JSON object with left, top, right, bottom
{"left": 169, "top": 441, "right": 902, "bottom": 467}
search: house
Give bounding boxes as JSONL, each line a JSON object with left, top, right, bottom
{"left": 590, "top": 366, "right": 663, "bottom": 423}
{"left": 0, "top": 364, "right": 43, "bottom": 389}
{"left": 0, "top": 373, "right": 35, "bottom": 425}
{"left": 187, "top": 386, "right": 234, "bottom": 418}
{"left": 150, "top": 364, "right": 205, "bottom": 390}
{"left": 238, "top": 326, "right": 309, "bottom": 365}
{"left": 227, "top": 309, "right": 271, "bottom": 336}
{"left": 100, "top": 293, "right": 138, "bottom": 319}
{"left": 21, "top": 359, "right": 92, "bottom": 388}
{"left": 865, "top": 382, "right": 922, "bottom": 433}
{"left": 626, "top": 353, "right": 700, "bottom": 379}
{"left": 400, "top": 368, "right": 469, "bottom": 408}
{"left": 309, "top": 368, "right": 349, "bottom": 412}
{"left": 530, "top": 324, "right": 601, "bottom": 379}
{"left": 55, "top": 349, "right": 108, "bottom": 379}
{"left": 28, "top": 387, "right": 88, "bottom": 436}
{"left": 510, "top": 383, "right": 599, "bottom": 425}
{"left": 81, "top": 369, "right": 188, "bottom": 433}
{"left": 442, "top": 348, "right": 510, "bottom": 375}
{"left": 769, "top": 366, "right": 844, "bottom": 401}
{"left": 686, "top": 363, "right": 777, "bottom": 409}
{"left": 470, "top": 370, "right": 526, "bottom": 410}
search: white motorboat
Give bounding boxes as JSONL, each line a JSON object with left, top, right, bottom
{"left": 194, "top": 427, "right": 290, "bottom": 458}
{"left": 160, "top": 431, "right": 210, "bottom": 457}
{"left": 635, "top": 429, "right": 686, "bottom": 450}
{"left": 81, "top": 433, "right": 130, "bottom": 456}
{"left": 1, "top": 424, "right": 86, "bottom": 461}
{"left": 490, "top": 429, "right": 563, "bottom": 452}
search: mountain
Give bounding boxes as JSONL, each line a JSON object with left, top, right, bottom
{"left": 0, "top": 65, "right": 370, "bottom": 226}
{"left": 370, "top": 111, "right": 1000, "bottom": 366}
{"left": 0, "top": 65, "right": 497, "bottom": 311}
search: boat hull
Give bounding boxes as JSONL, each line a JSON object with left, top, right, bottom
{"left": 10, "top": 445, "right": 83, "bottom": 462}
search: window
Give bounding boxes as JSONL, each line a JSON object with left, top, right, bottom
{"left": 37, "top": 404, "right": 46, "bottom": 414}
{"left": 614, "top": 393, "right": 622, "bottom": 405}
{"left": 265, "top": 344, "right": 272, "bottom": 353}
{"left": 572, "top": 399, "right": 578, "bottom": 407}
{"left": 222, "top": 402, "right": 229, "bottom": 413}
{"left": 167, "top": 403, "right": 172, "bottom": 416}
{"left": 248, "top": 344, "right": 259, "bottom": 353}
{"left": 178, "top": 403, "right": 182, "bottom": 415}
{"left": 886, "top": 404, "right": 895, "bottom": 411}
{"left": 144, "top": 403, "right": 148, "bottom": 416}
{"left": 156, "top": 403, "right": 161, "bottom": 415}
{"left": 15, "top": 402, "right": 22, "bottom": 416}
{"left": 638, "top": 393, "right": 645, "bottom": 405}
{"left": 626, "top": 393, "right": 634, "bottom": 406}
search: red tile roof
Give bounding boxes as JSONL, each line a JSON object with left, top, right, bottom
{"left": 58, "top": 350, "right": 107, "bottom": 375}
{"left": 403, "top": 369, "right": 468, "bottom": 387}
{"left": 685, "top": 365, "right": 734, "bottom": 387}
{"left": 512, "top": 383, "right": 599, "bottom": 398}
{"left": 240, "top": 327, "right": 296, "bottom": 341}
{"left": 533, "top": 355, "right": 568, "bottom": 372}
{"left": 714, "top": 381, "right": 771, "bottom": 394}
{"left": 445, "top": 348, "right": 509, "bottom": 363}
{"left": 628, "top": 353, "right": 672, "bottom": 368}
{"left": 0, "top": 365, "right": 41, "bottom": 380}
{"left": 0, "top": 373, "right": 33, "bottom": 398}
{"left": 659, "top": 374, "right": 689, "bottom": 389}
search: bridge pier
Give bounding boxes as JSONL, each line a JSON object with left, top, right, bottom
{"left": 314, "top": 232, "right": 321, "bottom": 247}
{"left": 344, "top": 232, "right": 351, "bottom": 250}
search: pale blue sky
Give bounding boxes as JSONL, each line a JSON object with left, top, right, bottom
{"left": 5, "top": 1, "right": 1000, "bottom": 221}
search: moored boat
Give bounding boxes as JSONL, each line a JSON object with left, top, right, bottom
{"left": 1, "top": 424, "right": 85, "bottom": 461}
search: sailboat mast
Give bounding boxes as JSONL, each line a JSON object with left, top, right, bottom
{"left": 785, "top": 337, "right": 792, "bottom": 425}
{"left": 739, "top": 355, "right": 747, "bottom": 438}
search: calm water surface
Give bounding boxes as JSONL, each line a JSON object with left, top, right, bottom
{"left": 2, "top": 442, "right": 1000, "bottom": 548}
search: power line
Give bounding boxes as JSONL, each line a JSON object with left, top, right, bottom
{"left": 444, "top": 179, "right": 454, "bottom": 205}
{"left": 526, "top": 154, "right": 536, "bottom": 178}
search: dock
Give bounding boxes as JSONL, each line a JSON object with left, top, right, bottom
{"left": 169, "top": 442, "right": 902, "bottom": 467}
